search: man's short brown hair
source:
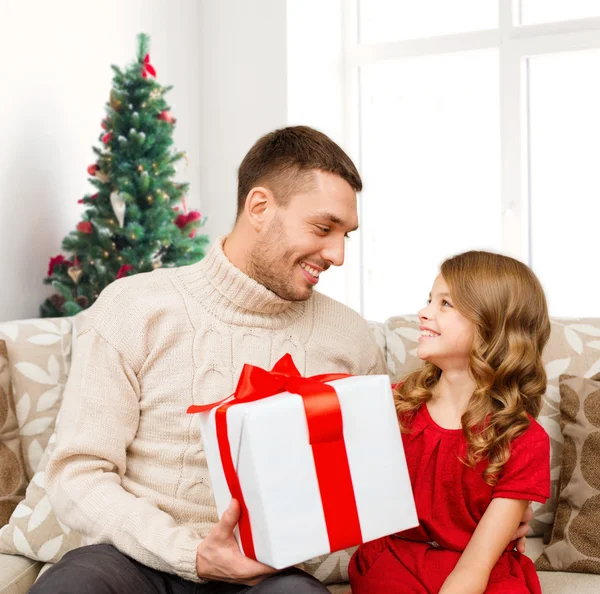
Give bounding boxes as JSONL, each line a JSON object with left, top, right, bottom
{"left": 236, "top": 126, "right": 362, "bottom": 218}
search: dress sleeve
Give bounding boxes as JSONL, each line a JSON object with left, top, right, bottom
{"left": 492, "top": 422, "right": 550, "bottom": 504}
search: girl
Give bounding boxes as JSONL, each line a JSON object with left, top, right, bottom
{"left": 349, "top": 251, "right": 551, "bottom": 594}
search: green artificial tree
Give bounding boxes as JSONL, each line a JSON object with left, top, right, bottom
{"left": 41, "top": 33, "right": 208, "bottom": 318}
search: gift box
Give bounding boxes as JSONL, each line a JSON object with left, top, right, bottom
{"left": 187, "top": 354, "right": 418, "bottom": 569}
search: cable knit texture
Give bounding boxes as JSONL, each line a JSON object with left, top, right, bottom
{"left": 46, "top": 237, "right": 386, "bottom": 583}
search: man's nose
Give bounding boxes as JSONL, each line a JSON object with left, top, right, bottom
{"left": 322, "top": 236, "right": 345, "bottom": 267}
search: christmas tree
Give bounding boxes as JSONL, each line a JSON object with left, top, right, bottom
{"left": 41, "top": 33, "right": 208, "bottom": 318}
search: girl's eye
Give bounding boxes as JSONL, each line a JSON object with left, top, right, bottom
{"left": 442, "top": 300, "right": 452, "bottom": 307}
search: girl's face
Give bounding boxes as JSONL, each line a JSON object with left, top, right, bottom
{"left": 417, "top": 274, "right": 475, "bottom": 370}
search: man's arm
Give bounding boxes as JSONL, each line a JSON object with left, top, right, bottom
{"left": 46, "top": 327, "right": 202, "bottom": 581}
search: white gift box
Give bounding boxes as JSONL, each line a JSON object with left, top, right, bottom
{"left": 195, "top": 373, "right": 418, "bottom": 569}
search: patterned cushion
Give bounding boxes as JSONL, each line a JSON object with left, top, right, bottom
{"left": 381, "top": 316, "right": 600, "bottom": 537}
{"left": 0, "top": 319, "right": 72, "bottom": 480}
{"left": 0, "top": 341, "right": 27, "bottom": 526}
{"left": 0, "top": 318, "right": 77, "bottom": 563}
{"left": 535, "top": 373, "right": 600, "bottom": 573}
{"left": 533, "top": 320, "right": 600, "bottom": 537}
{"left": 0, "top": 434, "right": 82, "bottom": 562}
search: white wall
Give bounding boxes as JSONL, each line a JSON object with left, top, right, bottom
{"left": 197, "top": 0, "right": 288, "bottom": 242}
{"left": 0, "top": 0, "right": 205, "bottom": 321}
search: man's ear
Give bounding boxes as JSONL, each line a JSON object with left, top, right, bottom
{"left": 244, "top": 186, "right": 274, "bottom": 232}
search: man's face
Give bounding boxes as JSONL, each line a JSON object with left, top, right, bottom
{"left": 248, "top": 170, "right": 359, "bottom": 301}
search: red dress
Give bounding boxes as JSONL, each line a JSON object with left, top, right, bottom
{"left": 349, "top": 404, "right": 550, "bottom": 594}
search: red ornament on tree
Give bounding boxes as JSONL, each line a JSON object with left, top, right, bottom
{"left": 175, "top": 210, "right": 201, "bottom": 235}
{"left": 47, "top": 255, "right": 72, "bottom": 277}
{"left": 174, "top": 210, "right": 201, "bottom": 228}
{"left": 158, "top": 110, "right": 176, "bottom": 125}
{"left": 87, "top": 164, "right": 98, "bottom": 176}
{"left": 77, "top": 221, "right": 93, "bottom": 234}
{"left": 116, "top": 264, "right": 135, "bottom": 279}
{"left": 102, "top": 132, "right": 113, "bottom": 144}
{"left": 91, "top": 193, "right": 99, "bottom": 200}
{"left": 101, "top": 119, "right": 108, "bottom": 130}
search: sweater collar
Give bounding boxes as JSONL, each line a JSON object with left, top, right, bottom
{"left": 175, "top": 236, "right": 307, "bottom": 327}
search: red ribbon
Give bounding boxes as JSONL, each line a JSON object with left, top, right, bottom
{"left": 141, "top": 54, "right": 156, "bottom": 78}
{"left": 187, "top": 354, "right": 363, "bottom": 560}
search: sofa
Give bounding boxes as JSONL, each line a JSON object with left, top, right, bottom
{"left": 0, "top": 313, "right": 599, "bottom": 593}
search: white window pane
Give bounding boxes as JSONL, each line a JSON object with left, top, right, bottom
{"left": 359, "top": 0, "right": 497, "bottom": 44}
{"left": 360, "top": 51, "right": 501, "bottom": 322}
{"left": 518, "top": 0, "right": 600, "bottom": 25}
{"left": 528, "top": 51, "right": 600, "bottom": 317}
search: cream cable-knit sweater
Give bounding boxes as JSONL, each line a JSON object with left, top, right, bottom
{"left": 46, "top": 237, "right": 386, "bottom": 582}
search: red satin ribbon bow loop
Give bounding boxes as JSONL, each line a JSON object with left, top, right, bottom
{"left": 187, "top": 354, "right": 363, "bottom": 561}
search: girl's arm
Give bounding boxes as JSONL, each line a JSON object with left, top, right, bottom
{"left": 439, "top": 498, "right": 528, "bottom": 594}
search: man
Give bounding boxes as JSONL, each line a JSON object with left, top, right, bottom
{"left": 32, "top": 126, "right": 530, "bottom": 593}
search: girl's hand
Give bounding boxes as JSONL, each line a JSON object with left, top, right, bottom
{"left": 511, "top": 502, "right": 533, "bottom": 553}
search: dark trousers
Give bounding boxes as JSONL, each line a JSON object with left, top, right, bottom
{"left": 29, "top": 544, "right": 330, "bottom": 594}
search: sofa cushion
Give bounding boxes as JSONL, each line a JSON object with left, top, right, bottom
{"left": 536, "top": 373, "right": 600, "bottom": 573}
{"left": 0, "top": 318, "right": 80, "bottom": 564}
{"left": 0, "top": 341, "right": 27, "bottom": 526}
{"left": 0, "top": 319, "right": 73, "bottom": 480}
{"left": 533, "top": 320, "right": 600, "bottom": 538}
{"left": 0, "top": 433, "right": 82, "bottom": 563}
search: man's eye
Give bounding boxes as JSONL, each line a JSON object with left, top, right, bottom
{"left": 316, "top": 226, "right": 330, "bottom": 234}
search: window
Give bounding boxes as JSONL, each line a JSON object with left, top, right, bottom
{"left": 360, "top": 51, "right": 501, "bottom": 321}
{"left": 334, "top": 0, "right": 600, "bottom": 320}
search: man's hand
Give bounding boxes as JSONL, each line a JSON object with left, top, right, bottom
{"left": 196, "top": 499, "right": 277, "bottom": 585}
{"left": 510, "top": 502, "right": 533, "bottom": 554}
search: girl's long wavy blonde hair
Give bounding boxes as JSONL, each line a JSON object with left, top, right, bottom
{"left": 395, "top": 251, "right": 551, "bottom": 485}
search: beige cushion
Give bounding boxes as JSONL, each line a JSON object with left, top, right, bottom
{"left": 0, "top": 341, "right": 27, "bottom": 526}
{"left": 0, "top": 319, "right": 73, "bottom": 480}
{"left": 0, "top": 435, "right": 82, "bottom": 562}
{"left": 536, "top": 373, "right": 600, "bottom": 573}
{"left": 0, "top": 318, "right": 80, "bottom": 564}
{"left": 533, "top": 320, "right": 600, "bottom": 538}
{"left": 382, "top": 316, "right": 600, "bottom": 538}
{"left": 0, "top": 553, "right": 41, "bottom": 594}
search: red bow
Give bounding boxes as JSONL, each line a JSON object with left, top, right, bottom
{"left": 188, "top": 354, "right": 363, "bottom": 560}
{"left": 141, "top": 54, "right": 156, "bottom": 78}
